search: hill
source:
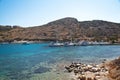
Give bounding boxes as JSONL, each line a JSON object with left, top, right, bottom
{"left": 0, "top": 17, "right": 120, "bottom": 42}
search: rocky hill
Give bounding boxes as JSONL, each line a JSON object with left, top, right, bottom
{"left": 0, "top": 17, "right": 120, "bottom": 42}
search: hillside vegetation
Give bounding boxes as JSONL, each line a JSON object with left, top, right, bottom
{"left": 0, "top": 17, "right": 120, "bottom": 42}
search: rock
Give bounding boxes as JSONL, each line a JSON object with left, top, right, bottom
{"left": 91, "top": 67, "right": 100, "bottom": 72}
{"left": 87, "top": 77, "right": 92, "bottom": 80}
{"left": 95, "top": 76, "right": 101, "bottom": 79}
{"left": 83, "top": 67, "right": 89, "bottom": 72}
{"left": 74, "top": 69, "right": 79, "bottom": 75}
{"left": 87, "top": 64, "right": 93, "bottom": 68}
{"left": 65, "top": 66, "right": 70, "bottom": 70}
{"left": 65, "top": 61, "right": 110, "bottom": 80}
{"left": 65, "top": 66, "right": 73, "bottom": 72}
{"left": 95, "top": 73, "right": 100, "bottom": 76}
{"left": 93, "top": 77, "right": 97, "bottom": 80}
{"left": 34, "top": 66, "right": 51, "bottom": 74}
{"left": 75, "top": 63, "right": 81, "bottom": 67}
{"left": 69, "top": 63, "right": 75, "bottom": 68}
{"left": 78, "top": 76, "right": 86, "bottom": 80}
{"left": 107, "top": 57, "right": 120, "bottom": 80}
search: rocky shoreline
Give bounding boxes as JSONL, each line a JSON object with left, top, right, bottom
{"left": 64, "top": 57, "right": 120, "bottom": 80}
{"left": 65, "top": 62, "right": 108, "bottom": 80}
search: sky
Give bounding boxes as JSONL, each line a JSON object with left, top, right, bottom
{"left": 0, "top": 0, "right": 120, "bottom": 27}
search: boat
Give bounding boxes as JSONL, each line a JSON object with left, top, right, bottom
{"left": 79, "top": 41, "right": 89, "bottom": 46}
{"left": 49, "top": 41, "right": 64, "bottom": 47}
{"left": 68, "top": 42, "right": 75, "bottom": 46}
{"left": 49, "top": 40, "right": 110, "bottom": 47}
{"left": 64, "top": 42, "right": 76, "bottom": 46}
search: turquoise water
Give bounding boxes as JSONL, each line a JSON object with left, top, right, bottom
{"left": 0, "top": 43, "right": 120, "bottom": 80}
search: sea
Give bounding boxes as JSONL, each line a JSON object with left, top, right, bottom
{"left": 0, "top": 43, "right": 120, "bottom": 80}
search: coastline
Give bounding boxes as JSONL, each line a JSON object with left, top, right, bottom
{"left": 64, "top": 61, "right": 109, "bottom": 80}
{"left": 32, "top": 57, "right": 119, "bottom": 80}
{"left": 0, "top": 40, "right": 120, "bottom": 46}
{"left": 62, "top": 57, "right": 120, "bottom": 80}
{"left": 28, "top": 57, "right": 118, "bottom": 80}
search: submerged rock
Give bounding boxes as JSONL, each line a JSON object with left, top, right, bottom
{"left": 34, "top": 66, "right": 51, "bottom": 74}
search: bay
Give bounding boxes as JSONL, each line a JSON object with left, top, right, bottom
{"left": 0, "top": 43, "right": 120, "bottom": 80}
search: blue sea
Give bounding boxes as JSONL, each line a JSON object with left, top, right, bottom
{"left": 0, "top": 43, "right": 120, "bottom": 80}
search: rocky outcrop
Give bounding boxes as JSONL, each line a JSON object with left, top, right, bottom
{"left": 65, "top": 62, "right": 109, "bottom": 80}
{"left": 0, "top": 17, "right": 120, "bottom": 42}
{"left": 107, "top": 57, "right": 120, "bottom": 80}
{"left": 64, "top": 57, "right": 120, "bottom": 80}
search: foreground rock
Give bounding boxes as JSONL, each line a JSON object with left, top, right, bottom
{"left": 107, "top": 57, "right": 120, "bottom": 80}
{"left": 65, "top": 62, "right": 109, "bottom": 80}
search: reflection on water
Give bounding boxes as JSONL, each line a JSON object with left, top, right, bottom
{"left": 0, "top": 43, "right": 120, "bottom": 80}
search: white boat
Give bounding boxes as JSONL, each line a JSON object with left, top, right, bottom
{"left": 49, "top": 41, "right": 64, "bottom": 47}
{"left": 63, "top": 42, "right": 76, "bottom": 46}
{"left": 68, "top": 42, "right": 75, "bottom": 46}
{"left": 80, "top": 41, "right": 89, "bottom": 46}
{"left": 68, "top": 42, "right": 76, "bottom": 46}
{"left": 77, "top": 41, "right": 89, "bottom": 46}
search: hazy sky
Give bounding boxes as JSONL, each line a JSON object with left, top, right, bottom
{"left": 0, "top": 0, "right": 120, "bottom": 27}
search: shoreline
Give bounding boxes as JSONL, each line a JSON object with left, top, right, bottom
{"left": 47, "top": 57, "right": 119, "bottom": 80}
{"left": 0, "top": 55, "right": 119, "bottom": 80}
{"left": 62, "top": 57, "right": 120, "bottom": 80}
{"left": 64, "top": 61, "right": 109, "bottom": 80}
{"left": 0, "top": 41, "right": 120, "bottom": 45}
